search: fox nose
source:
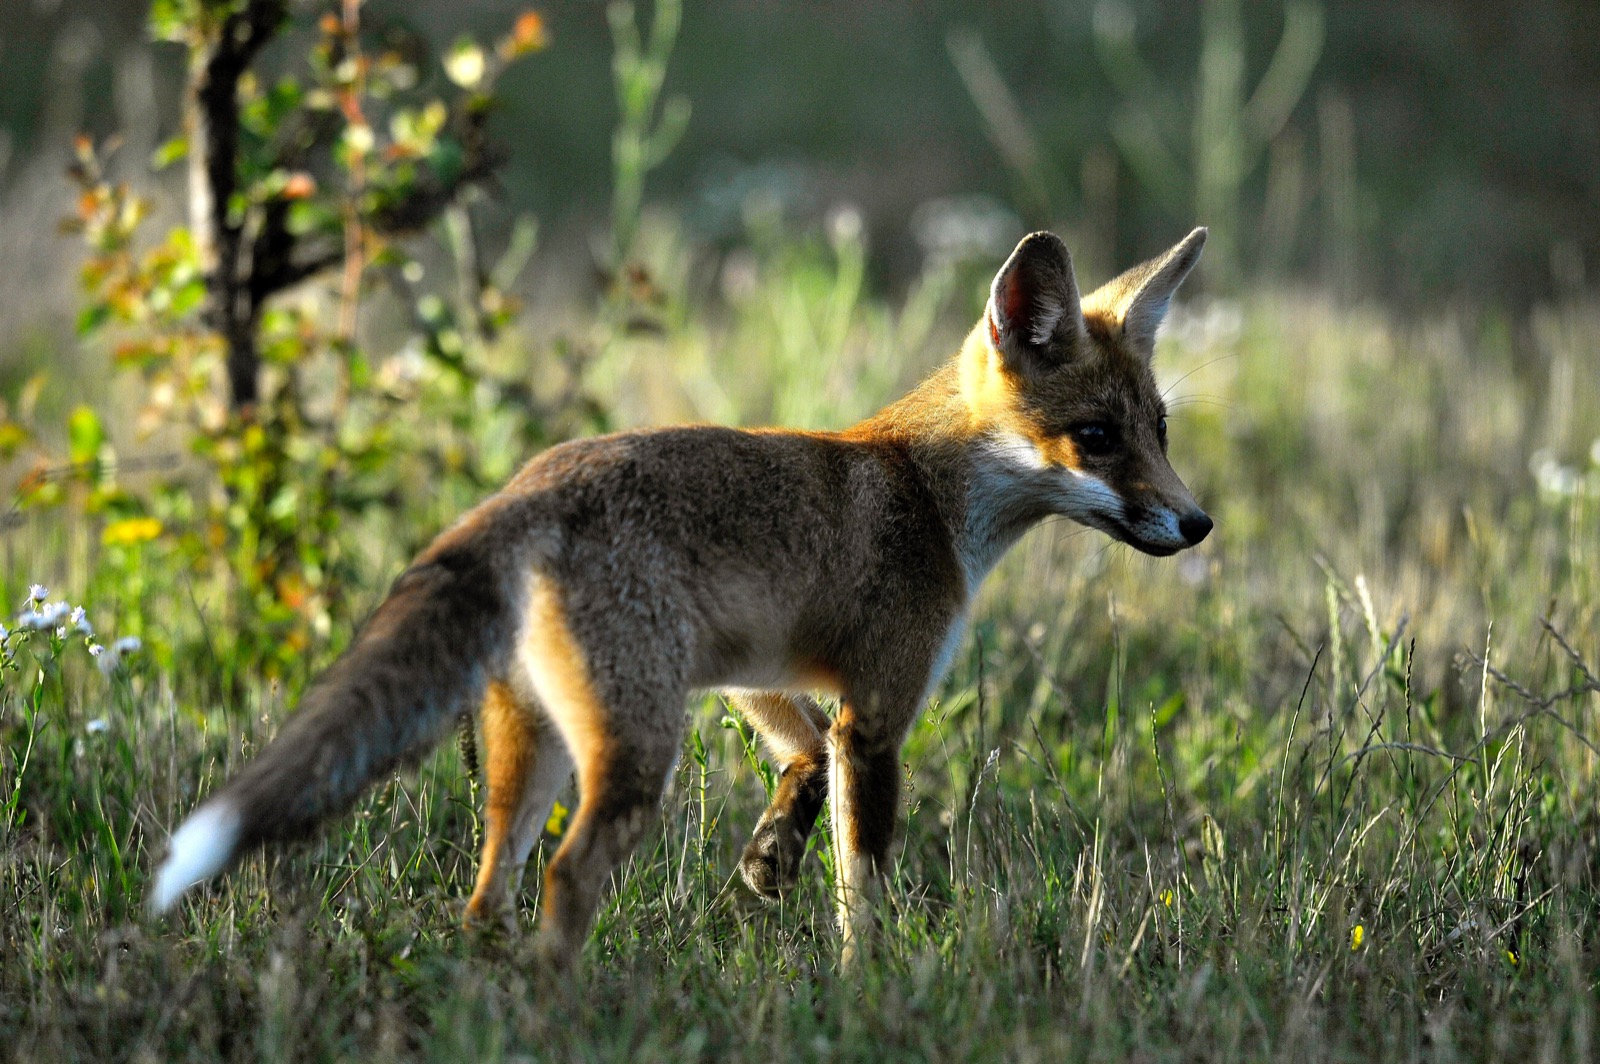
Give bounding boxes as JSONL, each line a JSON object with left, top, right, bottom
{"left": 1179, "top": 510, "right": 1213, "bottom": 545}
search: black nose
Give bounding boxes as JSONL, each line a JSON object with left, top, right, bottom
{"left": 1179, "top": 510, "right": 1213, "bottom": 545}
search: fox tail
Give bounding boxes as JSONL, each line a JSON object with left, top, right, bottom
{"left": 150, "top": 539, "right": 517, "bottom": 914}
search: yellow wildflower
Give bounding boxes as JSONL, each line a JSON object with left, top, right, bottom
{"left": 102, "top": 517, "right": 162, "bottom": 545}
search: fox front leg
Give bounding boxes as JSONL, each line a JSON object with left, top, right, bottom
{"left": 727, "top": 691, "right": 831, "bottom": 898}
{"left": 741, "top": 755, "right": 829, "bottom": 897}
{"left": 827, "top": 698, "right": 914, "bottom": 965}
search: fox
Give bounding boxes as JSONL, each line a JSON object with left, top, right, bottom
{"left": 151, "top": 227, "right": 1213, "bottom": 966}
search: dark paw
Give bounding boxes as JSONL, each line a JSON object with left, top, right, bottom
{"left": 739, "top": 824, "right": 800, "bottom": 900}
{"left": 740, "top": 759, "right": 828, "bottom": 900}
{"left": 461, "top": 904, "right": 521, "bottom": 961}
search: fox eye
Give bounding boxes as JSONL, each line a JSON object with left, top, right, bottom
{"left": 1157, "top": 415, "right": 1168, "bottom": 444}
{"left": 1073, "top": 422, "right": 1116, "bottom": 458}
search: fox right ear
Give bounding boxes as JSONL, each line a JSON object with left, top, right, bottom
{"left": 1081, "top": 227, "right": 1207, "bottom": 361}
{"left": 987, "top": 232, "right": 1085, "bottom": 374}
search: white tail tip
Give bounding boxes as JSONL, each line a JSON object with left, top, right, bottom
{"left": 149, "top": 800, "right": 242, "bottom": 915}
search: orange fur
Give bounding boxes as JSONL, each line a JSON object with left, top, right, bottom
{"left": 465, "top": 682, "right": 540, "bottom": 925}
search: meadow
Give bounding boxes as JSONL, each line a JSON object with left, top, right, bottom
{"left": 3, "top": 209, "right": 1599, "bottom": 1061}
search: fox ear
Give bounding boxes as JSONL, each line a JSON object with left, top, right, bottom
{"left": 987, "top": 231, "right": 1085, "bottom": 374}
{"left": 1082, "top": 227, "right": 1207, "bottom": 361}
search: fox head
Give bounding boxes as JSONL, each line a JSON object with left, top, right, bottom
{"left": 961, "top": 228, "right": 1212, "bottom": 558}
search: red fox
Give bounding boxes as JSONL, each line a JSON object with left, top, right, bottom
{"left": 152, "top": 228, "right": 1212, "bottom": 965}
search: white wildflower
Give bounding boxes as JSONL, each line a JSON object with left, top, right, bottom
{"left": 911, "top": 195, "right": 1020, "bottom": 265}
{"left": 827, "top": 202, "right": 864, "bottom": 248}
{"left": 1531, "top": 448, "right": 1580, "bottom": 497}
{"left": 85, "top": 718, "right": 110, "bottom": 734}
{"left": 114, "top": 636, "right": 143, "bottom": 655}
{"left": 69, "top": 606, "right": 92, "bottom": 636}
{"left": 15, "top": 600, "right": 70, "bottom": 631}
{"left": 27, "top": 584, "right": 48, "bottom": 604}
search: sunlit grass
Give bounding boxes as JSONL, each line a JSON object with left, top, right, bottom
{"left": 3, "top": 226, "right": 1599, "bottom": 1060}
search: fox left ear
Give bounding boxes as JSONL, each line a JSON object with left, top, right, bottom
{"left": 1082, "top": 227, "right": 1207, "bottom": 361}
{"left": 987, "top": 231, "right": 1086, "bottom": 375}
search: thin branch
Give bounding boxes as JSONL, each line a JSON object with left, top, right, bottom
{"left": 187, "top": 0, "right": 288, "bottom": 411}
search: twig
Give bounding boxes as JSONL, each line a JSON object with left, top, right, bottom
{"left": 1539, "top": 615, "right": 1599, "bottom": 691}
{"left": 187, "top": 0, "right": 288, "bottom": 411}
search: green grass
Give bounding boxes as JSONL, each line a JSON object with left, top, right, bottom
{"left": 4, "top": 230, "right": 1600, "bottom": 1061}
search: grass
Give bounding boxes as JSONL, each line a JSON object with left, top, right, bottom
{"left": 3, "top": 226, "right": 1600, "bottom": 1062}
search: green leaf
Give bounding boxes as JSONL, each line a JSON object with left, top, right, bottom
{"left": 68, "top": 406, "right": 105, "bottom": 466}
{"left": 287, "top": 199, "right": 340, "bottom": 238}
{"left": 426, "top": 140, "right": 465, "bottom": 187}
{"left": 168, "top": 278, "right": 207, "bottom": 319}
{"left": 75, "top": 303, "right": 111, "bottom": 338}
{"left": 0, "top": 421, "right": 29, "bottom": 458}
{"left": 146, "top": 0, "right": 190, "bottom": 43}
{"left": 151, "top": 136, "right": 189, "bottom": 170}
{"left": 1153, "top": 691, "right": 1185, "bottom": 729}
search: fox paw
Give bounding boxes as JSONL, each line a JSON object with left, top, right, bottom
{"left": 739, "top": 823, "right": 804, "bottom": 899}
{"left": 462, "top": 906, "right": 516, "bottom": 941}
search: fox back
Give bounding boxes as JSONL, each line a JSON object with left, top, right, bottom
{"left": 152, "top": 228, "right": 1212, "bottom": 969}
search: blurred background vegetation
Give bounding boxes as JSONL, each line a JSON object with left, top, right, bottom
{"left": 3, "top": 0, "right": 1598, "bottom": 319}
{"left": 2, "top": 0, "right": 1595, "bottom": 667}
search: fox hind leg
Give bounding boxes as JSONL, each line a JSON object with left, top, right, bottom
{"left": 534, "top": 729, "right": 680, "bottom": 967}
{"left": 519, "top": 578, "right": 685, "bottom": 969}
{"left": 464, "top": 681, "right": 574, "bottom": 929}
{"left": 729, "top": 691, "right": 830, "bottom": 899}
